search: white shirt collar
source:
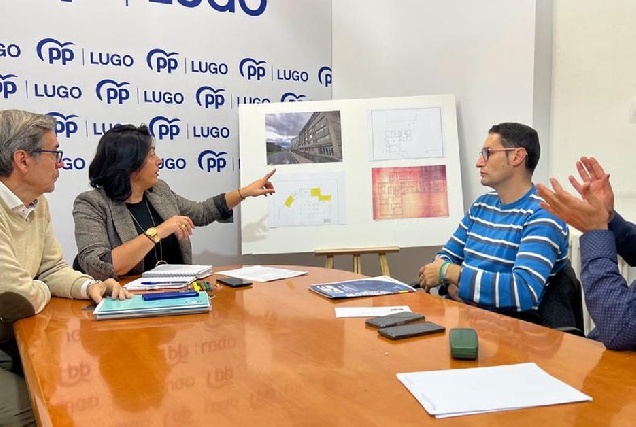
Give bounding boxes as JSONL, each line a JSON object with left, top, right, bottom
{"left": 0, "top": 180, "right": 38, "bottom": 220}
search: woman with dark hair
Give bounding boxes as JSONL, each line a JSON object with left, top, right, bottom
{"left": 73, "top": 124, "right": 275, "bottom": 280}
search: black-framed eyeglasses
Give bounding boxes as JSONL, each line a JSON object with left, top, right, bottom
{"left": 479, "top": 147, "right": 518, "bottom": 162}
{"left": 32, "top": 149, "right": 64, "bottom": 163}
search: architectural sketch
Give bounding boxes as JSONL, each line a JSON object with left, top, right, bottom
{"left": 372, "top": 165, "right": 449, "bottom": 220}
{"left": 268, "top": 172, "right": 346, "bottom": 227}
{"left": 370, "top": 107, "right": 443, "bottom": 160}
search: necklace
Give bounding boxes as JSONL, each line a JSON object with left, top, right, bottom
{"left": 128, "top": 198, "right": 166, "bottom": 267}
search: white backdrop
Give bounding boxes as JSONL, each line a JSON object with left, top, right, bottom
{"left": 0, "top": 0, "right": 332, "bottom": 265}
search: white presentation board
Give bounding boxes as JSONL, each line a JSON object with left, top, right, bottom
{"left": 238, "top": 94, "right": 463, "bottom": 254}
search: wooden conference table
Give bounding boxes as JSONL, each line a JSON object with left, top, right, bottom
{"left": 13, "top": 266, "right": 636, "bottom": 426}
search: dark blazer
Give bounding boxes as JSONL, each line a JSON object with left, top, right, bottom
{"left": 73, "top": 180, "right": 232, "bottom": 280}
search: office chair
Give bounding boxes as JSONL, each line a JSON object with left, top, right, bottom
{"left": 537, "top": 260, "right": 585, "bottom": 336}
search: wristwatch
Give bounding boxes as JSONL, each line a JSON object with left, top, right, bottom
{"left": 144, "top": 227, "right": 160, "bottom": 243}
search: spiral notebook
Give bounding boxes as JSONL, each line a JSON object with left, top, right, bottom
{"left": 141, "top": 264, "right": 213, "bottom": 279}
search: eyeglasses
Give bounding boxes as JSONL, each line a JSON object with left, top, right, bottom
{"left": 32, "top": 149, "right": 64, "bottom": 163}
{"left": 478, "top": 147, "right": 518, "bottom": 162}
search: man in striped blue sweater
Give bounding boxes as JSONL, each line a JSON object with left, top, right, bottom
{"left": 419, "top": 123, "right": 570, "bottom": 318}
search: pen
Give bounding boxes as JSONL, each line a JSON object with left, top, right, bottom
{"left": 142, "top": 290, "right": 199, "bottom": 301}
{"left": 140, "top": 281, "right": 189, "bottom": 285}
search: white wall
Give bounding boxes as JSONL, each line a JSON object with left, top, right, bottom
{"left": 552, "top": 0, "right": 636, "bottom": 218}
{"left": 331, "top": 0, "right": 553, "bottom": 281}
{"left": 1, "top": 1, "right": 555, "bottom": 284}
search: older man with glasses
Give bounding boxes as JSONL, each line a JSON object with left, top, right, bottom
{"left": 419, "top": 122, "right": 570, "bottom": 322}
{"left": 0, "top": 109, "right": 131, "bottom": 427}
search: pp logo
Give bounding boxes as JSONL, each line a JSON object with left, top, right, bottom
{"left": 149, "top": 116, "right": 181, "bottom": 140}
{"left": 62, "top": 157, "right": 86, "bottom": 170}
{"left": 96, "top": 79, "right": 130, "bottom": 105}
{"left": 36, "top": 38, "right": 75, "bottom": 65}
{"left": 318, "top": 66, "right": 332, "bottom": 87}
{"left": 146, "top": 48, "right": 179, "bottom": 74}
{"left": 48, "top": 112, "right": 79, "bottom": 139}
{"left": 239, "top": 57, "right": 266, "bottom": 81}
{"left": 198, "top": 150, "right": 228, "bottom": 173}
{"left": 159, "top": 158, "right": 187, "bottom": 170}
{"left": 195, "top": 86, "right": 226, "bottom": 109}
{"left": 280, "top": 92, "right": 305, "bottom": 102}
{"left": 0, "top": 42, "right": 21, "bottom": 58}
{"left": 276, "top": 68, "right": 308, "bottom": 82}
{"left": 148, "top": 0, "right": 268, "bottom": 17}
{"left": 0, "top": 74, "right": 18, "bottom": 99}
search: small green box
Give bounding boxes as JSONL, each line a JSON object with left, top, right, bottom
{"left": 449, "top": 328, "right": 478, "bottom": 360}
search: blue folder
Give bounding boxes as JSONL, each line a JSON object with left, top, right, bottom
{"left": 93, "top": 291, "right": 210, "bottom": 320}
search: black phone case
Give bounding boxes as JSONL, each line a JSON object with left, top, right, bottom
{"left": 378, "top": 321, "right": 445, "bottom": 340}
{"left": 217, "top": 277, "right": 253, "bottom": 288}
{"left": 365, "top": 312, "right": 425, "bottom": 329}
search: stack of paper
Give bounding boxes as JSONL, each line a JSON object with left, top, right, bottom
{"left": 123, "top": 276, "right": 196, "bottom": 291}
{"left": 142, "top": 264, "right": 213, "bottom": 279}
{"left": 93, "top": 292, "right": 210, "bottom": 320}
{"left": 215, "top": 265, "right": 307, "bottom": 282}
{"left": 397, "top": 363, "right": 591, "bottom": 418}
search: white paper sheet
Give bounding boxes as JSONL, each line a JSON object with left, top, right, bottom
{"left": 397, "top": 363, "right": 592, "bottom": 418}
{"left": 334, "top": 306, "right": 411, "bottom": 318}
{"left": 215, "top": 265, "right": 307, "bottom": 282}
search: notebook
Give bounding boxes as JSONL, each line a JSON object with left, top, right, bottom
{"left": 141, "top": 264, "right": 213, "bottom": 279}
{"left": 93, "top": 292, "right": 211, "bottom": 320}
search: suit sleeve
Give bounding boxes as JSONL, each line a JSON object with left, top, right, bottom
{"left": 580, "top": 229, "right": 636, "bottom": 350}
{"left": 73, "top": 193, "right": 118, "bottom": 281}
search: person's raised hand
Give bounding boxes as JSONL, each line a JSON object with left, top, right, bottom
{"left": 241, "top": 169, "right": 276, "bottom": 198}
{"left": 569, "top": 157, "right": 614, "bottom": 217}
{"left": 537, "top": 178, "right": 609, "bottom": 232}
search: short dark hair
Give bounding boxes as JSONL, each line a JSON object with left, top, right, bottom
{"left": 88, "top": 124, "right": 153, "bottom": 202}
{"left": 488, "top": 122, "right": 540, "bottom": 174}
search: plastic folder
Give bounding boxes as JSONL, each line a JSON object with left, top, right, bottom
{"left": 93, "top": 291, "right": 210, "bottom": 320}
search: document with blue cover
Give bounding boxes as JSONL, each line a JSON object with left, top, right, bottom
{"left": 309, "top": 276, "right": 415, "bottom": 299}
{"left": 93, "top": 291, "right": 210, "bottom": 320}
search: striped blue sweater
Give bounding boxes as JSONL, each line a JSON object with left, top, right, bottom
{"left": 438, "top": 186, "right": 569, "bottom": 311}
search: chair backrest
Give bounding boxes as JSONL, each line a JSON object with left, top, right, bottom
{"left": 538, "top": 259, "right": 584, "bottom": 332}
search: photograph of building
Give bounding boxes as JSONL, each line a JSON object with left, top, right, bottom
{"left": 266, "top": 110, "right": 342, "bottom": 165}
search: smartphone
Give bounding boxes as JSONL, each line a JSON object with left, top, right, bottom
{"left": 217, "top": 277, "right": 253, "bottom": 288}
{"left": 378, "top": 321, "right": 445, "bottom": 340}
{"left": 365, "top": 312, "right": 425, "bottom": 329}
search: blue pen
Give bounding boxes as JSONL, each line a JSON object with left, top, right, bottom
{"left": 142, "top": 290, "right": 199, "bottom": 301}
{"left": 140, "top": 281, "right": 189, "bottom": 285}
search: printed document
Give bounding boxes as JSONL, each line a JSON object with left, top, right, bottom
{"left": 397, "top": 363, "right": 591, "bottom": 418}
{"left": 215, "top": 265, "right": 307, "bottom": 282}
